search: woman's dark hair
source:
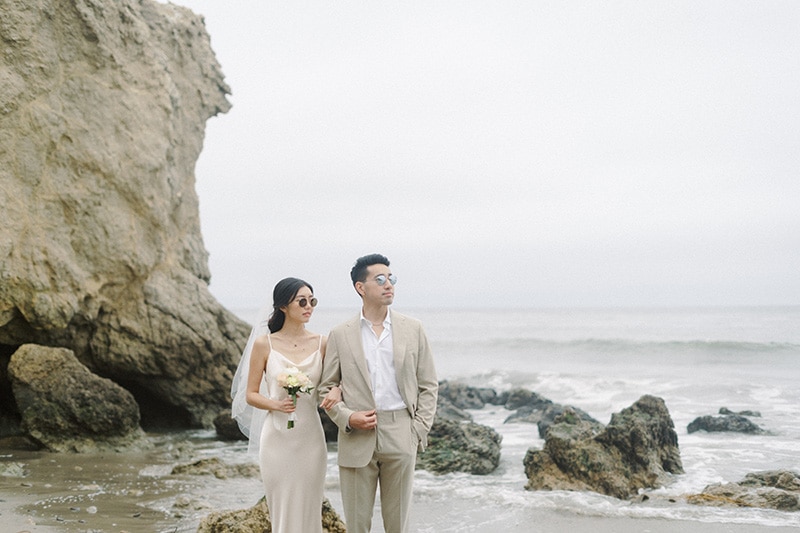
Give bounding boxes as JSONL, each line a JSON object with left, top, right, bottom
{"left": 267, "top": 277, "right": 313, "bottom": 333}
{"left": 350, "top": 253, "right": 390, "bottom": 286}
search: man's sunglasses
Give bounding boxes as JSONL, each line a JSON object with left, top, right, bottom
{"left": 294, "top": 297, "right": 318, "bottom": 308}
{"left": 371, "top": 274, "right": 397, "bottom": 286}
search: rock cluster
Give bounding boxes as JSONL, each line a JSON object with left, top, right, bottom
{"left": 1, "top": 0, "right": 250, "bottom": 447}
{"left": 523, "top": 395, "right": 684, "bottom": 499}
{"left": 416, "top": 380, "right": 603, "bottom": 476}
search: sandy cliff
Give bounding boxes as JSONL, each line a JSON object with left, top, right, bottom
{"left": 0, "top": 0, "right": 249, "bottom": 437}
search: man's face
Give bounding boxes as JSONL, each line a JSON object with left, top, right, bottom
{"left": 358, "top": 264, "right": 395, "bottom": 307}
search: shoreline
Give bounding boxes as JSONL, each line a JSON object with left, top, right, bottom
{"left": 3, "top": 487, "right": 798, "bottom": 533}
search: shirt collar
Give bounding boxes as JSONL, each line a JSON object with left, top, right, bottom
{"left": 360, "top": 309, "right": 392, "bottom": 326}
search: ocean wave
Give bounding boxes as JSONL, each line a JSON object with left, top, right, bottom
{"left": 484, "top": 337, "right": 800, "bottom": 356}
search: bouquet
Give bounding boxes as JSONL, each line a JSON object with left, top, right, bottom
{"left": 276, "top": 367, "right": 314, "bottom": 429}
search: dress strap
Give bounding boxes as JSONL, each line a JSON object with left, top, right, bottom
{"left": 317, "top": 334, "right": 323, "bottom": 351}
{"left": 267, "top": 333, "right": 273, "bottom": 350}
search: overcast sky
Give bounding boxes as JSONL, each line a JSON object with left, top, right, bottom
{"left": 167, "top": 0, "right": 799, "bottom": 310}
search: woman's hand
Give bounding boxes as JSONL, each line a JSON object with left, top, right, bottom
{"left": 320, "top": 386, "right": 342, "bottom": 410}
{"left": 272, "top": 397, "right": 296, "bottom": 413}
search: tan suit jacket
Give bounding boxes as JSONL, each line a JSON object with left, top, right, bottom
{"left": 320, "top": 310, "right": 438, "bottom": 468}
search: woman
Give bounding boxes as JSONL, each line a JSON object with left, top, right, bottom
{"left": 231, "top": 277, "right": 340, "bottom": 533}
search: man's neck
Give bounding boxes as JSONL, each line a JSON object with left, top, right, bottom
{"left": 362, "top": 304, "right": 388, "bottom": 325}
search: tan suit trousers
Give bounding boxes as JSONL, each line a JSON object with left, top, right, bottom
{"left": 339, "top": 409, "right": 416, "bottom": 533}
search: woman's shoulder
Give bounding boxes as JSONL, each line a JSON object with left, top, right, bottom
{"left": 252, "top": 333, "right": 272, "bottom": 353}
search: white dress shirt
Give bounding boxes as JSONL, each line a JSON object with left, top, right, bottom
{"left": 360, "top": 311, "right": 406, "bottom": 411}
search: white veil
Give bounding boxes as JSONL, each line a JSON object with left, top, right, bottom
{"left": 230, "top": 304, "right": 272, "bottom": 455}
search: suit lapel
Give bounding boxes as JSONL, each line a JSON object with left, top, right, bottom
{"left": 391, "top": 310, "right": 407, "bottom": 385}
{"left": 344, "top": 315, "right": 373, "bottom": 392}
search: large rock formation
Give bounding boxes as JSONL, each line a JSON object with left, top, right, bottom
{"left": 0, "top": 0, "right": 249, "bottom": 436}
{"left": 524, "top": 395, "right": 684, "bottom": 499}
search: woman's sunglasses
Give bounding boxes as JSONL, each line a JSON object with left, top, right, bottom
{"left": 294, "top": 297, "right": 318, "bottom": 308}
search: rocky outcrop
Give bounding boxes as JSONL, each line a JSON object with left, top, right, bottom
{"left": 8, "top": 344, "right": 146, "bottom": 452}
{"left": 0, "top": 0, "right": 249, "bottom": 436}
{"left": 688, "top": 470, "right": 800, "bottom": 511}
{"left": 417, "top": 417, "right": 502, "bottom": 475}
{"left": 213, "top": 409, "right": 247, "bottom": 441}
{"left": 719, "top": 407, "right": 761, "bottom": 417}
{"left": 687, "top": 414, "right": 765, "bottom": 434}
{"left": 171, "top": 457, "right": 259, "bottom": 479}
{"left": 416, "top": 381, "right": 503, "bottom": 475}
{"left": 502, "top": 388, "right": 600, "bottom": 438}
{"left": 197, "top": 497, "right": 346, "bottom": 533}
{"left": 524, "top": 395, "right": 684, "bottom": 499}
{"left": 438, "top": 380, "right": 499, "bottom": 409}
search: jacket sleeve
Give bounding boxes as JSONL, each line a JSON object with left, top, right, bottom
{"left": 412, "top": 322, "right": 438, "bottom": 451}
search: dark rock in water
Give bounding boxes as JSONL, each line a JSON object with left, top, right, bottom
{"left": 524, "top": 395, "right": 684, "bottom": 499}
{"left": 417, "top": 417, "right": 502, "bottom": 475}
{"left": 437, "top": 380, "right": 488, "bottom": 410}
{"left": 171, "top": 457, "right": 259, "bottom": 479}
{"left": 687, "top": 414, "right": 765, "bottom": 434}
{"left": 435, "top": 395, "right": 473, "bottom": 422}
{"left": 505, "top": 400, "right": 600, "bottom": 439}
{"left": 719, "top": 407, "right": 762, "bottom": 417}
{"left": 504, "top": 387, "right": 553, "bottom": 411}
{"left": 688, "top": 470, "right": 800, "bottom": 511}
{"left": 0, "top": 0, "right": 249, "bottom": 438}
{"left": 8, "top": 344, "right": 146, "bottom": 452}
{"left": 213, "top": 410, "right": 247, "bottom": 441}
{"left": 197, "top": 496, "right": 346, "bottom": 533}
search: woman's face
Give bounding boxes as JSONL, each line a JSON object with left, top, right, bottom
{"left": 281, "top": 285, "right": 316, "bottom": 324}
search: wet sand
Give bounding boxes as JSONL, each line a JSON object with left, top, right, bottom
{"left": 2, "top": 440, "right": 797, "bottom": 533}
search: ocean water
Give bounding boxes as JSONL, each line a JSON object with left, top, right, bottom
{"left": 228, "top": 305, "right": 800, "bottom": 530}
{"left": 4, "top": 306, "right": 799, "bottom": 531}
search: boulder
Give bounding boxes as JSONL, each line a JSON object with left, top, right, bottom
{"left": 8, "top": 344, "right": 146, "bottom": 452}
{"left": 197, "top": 497, "right": 346, "bottom": 533}
{"left": 435, "top": 395, "right": 473, "bottom": 422}
{"left": 688, "top": 470, "right": 800, "bottom": 511}
{"left": 213, "top": 410, "right": 247, "bottom": 441}
{"left": 524, "top": 395, "right": 684, "bottom": 499}
{"left": 504, "top": 387, "right": 553, "bottom": 411}
{"left": 417, "top": 417, "right": 502, "bottom": 475}
{"left": 437, "top": 380, "right": 488, "bottom": 410}
{"left": 687, "top": 414, "right": 765, "bottom": 434}
{"left": 171, "top": 457, "right": 259, "bottom": 479}
{"left": 505, "top": 398, "right": 600, "bottom": 438}
{"left": 0, "top": 0, "right": 249, "bottom": 434}
{"left": 719, "top": 407, "right": 761, "bottom": 417}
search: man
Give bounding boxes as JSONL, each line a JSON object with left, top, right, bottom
{"left": 319, "top": 253, "right": 438, "bottom": 533}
